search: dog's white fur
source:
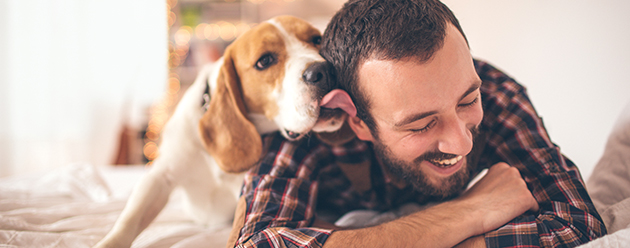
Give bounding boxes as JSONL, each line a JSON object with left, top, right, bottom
{"left": 270, "top": 19, "right": 327, "bottom": 135}
{"left": 94, "top": 16, "right": 345, "bottom": 248}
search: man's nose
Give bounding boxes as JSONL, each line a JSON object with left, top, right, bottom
{"left": 437, "top": 114, "right": 474, "bottom": 156}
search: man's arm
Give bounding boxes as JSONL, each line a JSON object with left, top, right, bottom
{"left": 454, "top": 236, "right": 486, "bottom": 248}
{"left": 324, "top": 163, "right": 537, "bottom": 248}
{"left": 232, "top": 134, "right": 535, "bottom": 248}
{"left": 232, "top": 134, "right": 334, "bottom": 248}
{"left": 475, "top": 60, "right": 606, "bottom": 247}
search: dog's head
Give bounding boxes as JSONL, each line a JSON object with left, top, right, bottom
{"left": 199, "top": 16, "right": 354, "bottom": 173}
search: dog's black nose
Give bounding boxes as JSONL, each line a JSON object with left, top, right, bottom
{"left": 302, "top": 62, "right": 330, "bottom": 87}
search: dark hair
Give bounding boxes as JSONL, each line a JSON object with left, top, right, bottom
{"left": 321, "top": 0, "right": 468, "bottom": 134}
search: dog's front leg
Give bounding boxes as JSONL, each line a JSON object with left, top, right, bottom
{"left": 94, "top": 167, "right": 175, "bottom": 248}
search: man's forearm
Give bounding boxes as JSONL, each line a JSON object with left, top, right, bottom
{"left": 324, "top": 199, "right": 481, "bottom": 248}
{"left": 323, "top": 163, "right": 536, "bottom": 248}
{"left": 454, "top": 235, "right": 486, "bottom": 248}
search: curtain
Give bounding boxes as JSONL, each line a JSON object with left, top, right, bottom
{"left": 0, "top": 0, "right": 167, "bottom": 177}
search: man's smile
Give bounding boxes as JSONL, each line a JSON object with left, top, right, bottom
{"left": 430, "top": 155, "right": 463, "bottom": 167}
{"left": 423, "top": 155, "right": 465, "bottom": 177}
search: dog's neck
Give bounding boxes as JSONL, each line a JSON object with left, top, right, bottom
{"left": 201, "top": 81, "right": 211, "bottom": 113}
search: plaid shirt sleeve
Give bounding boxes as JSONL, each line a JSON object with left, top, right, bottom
{"left": 475, "top": 60, "right": 606, "bottom": 247}
{"left": 233, "top": 134, "right": 336, "bottom": 248}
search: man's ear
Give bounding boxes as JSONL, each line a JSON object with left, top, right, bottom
{"left": 347, "top": 115, "right": 375, "bottom": 142}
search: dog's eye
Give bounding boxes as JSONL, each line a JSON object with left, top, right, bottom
{"left": 255, "top": 53, "right": 276, "bottom": 70}
{"left": 312, "top": 36, "right": 321, "bottom": 45}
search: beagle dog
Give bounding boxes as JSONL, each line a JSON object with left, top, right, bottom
{"left": 95, "top": 16, "right": 354, "bottom": 248}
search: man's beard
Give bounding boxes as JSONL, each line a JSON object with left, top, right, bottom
{"left": 373, "top": 127, "right": 479, "bottom": 199}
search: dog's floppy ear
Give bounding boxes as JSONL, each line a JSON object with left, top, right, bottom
{"left": 199, "top": 53, "right": 261, "bottom": 173}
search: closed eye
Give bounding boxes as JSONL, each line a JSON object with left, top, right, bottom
{"left": 409, "top": 119, "right": 437, "bottom": 133}
{"left": 458, "top": 96, "right": 479, "bottom": 108}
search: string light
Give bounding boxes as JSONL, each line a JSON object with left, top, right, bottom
{"left": 143, "top": 142, "right": 159, "bottom": 161}
{"left": 174, "top": 26, "right": 192, "bottom": 46}
{"left": 205, "top": 23, "right": 221, "bottom": 40}
{"left": 236, "top": 23, "right": 252, "bottom": 35}
{"left": 145, "top": 0, "right": 187, "bottom": 165}
{"left": 195, "top": 23, "right": 207, "bottom": 40}
{"left": 196, "top": 21, "right": 257, "bottom": 42}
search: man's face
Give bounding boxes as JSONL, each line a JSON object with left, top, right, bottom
{"left": 351, "top": 24, "right": 484, "bottom": 198}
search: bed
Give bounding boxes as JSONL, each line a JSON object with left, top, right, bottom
{"left": 3, "top": 162, "right": 629, "bottom": 248}
{"left": 0, "top": 164, "right": 232, "bottom": 248}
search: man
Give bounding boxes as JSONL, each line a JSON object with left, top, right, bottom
{"left": 228, "top": 0, "right": 606, "bottom": 247}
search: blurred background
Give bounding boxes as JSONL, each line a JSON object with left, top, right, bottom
{"left": 0, "top": 0, "right": 628, "bottom": 180}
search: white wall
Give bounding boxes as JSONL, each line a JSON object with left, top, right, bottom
{"left": 0, "top": 0, "right": 167, "bottom": 177}
{"left": 442, "top": 0, "right": 630, "bottom": 179}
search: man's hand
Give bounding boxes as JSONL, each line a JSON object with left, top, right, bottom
{"left": 324, "top": 162, "right": 538, "bottom": 248}
{"left": 458, "top": 162, "right": 539, "bottom": 235}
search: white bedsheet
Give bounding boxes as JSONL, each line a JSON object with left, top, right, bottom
{"left": 578, "top": 101, "right": 630, "bottom": 248}
{"left": 0, "top": 163, "right": 232, "bottom": 248}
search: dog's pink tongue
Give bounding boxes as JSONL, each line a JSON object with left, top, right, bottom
{"left": 320, "top": 89, "right": 357, "bottom": 117}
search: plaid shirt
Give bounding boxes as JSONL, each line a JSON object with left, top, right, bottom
{"left": 232, "top": 60, "right": 606, "bottom": 248}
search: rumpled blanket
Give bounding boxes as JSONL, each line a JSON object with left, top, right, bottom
{"left": 0, "top": 164, "right": 232, "bottom": 248}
